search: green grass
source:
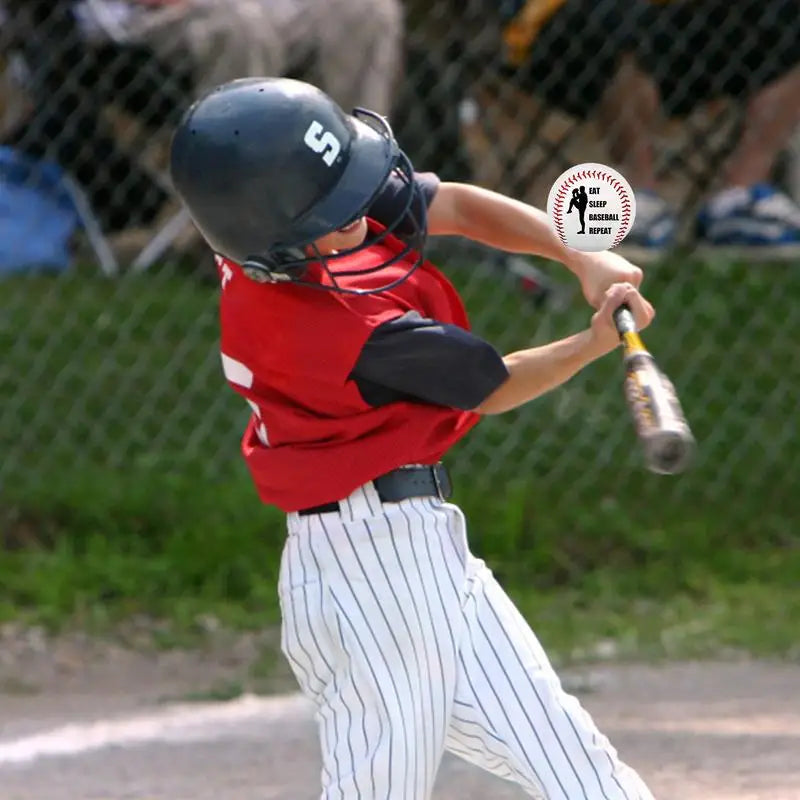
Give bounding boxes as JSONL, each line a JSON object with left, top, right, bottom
{"left": 515, "top": 548, "right": 800, "bottom": 663}
{"left": 0, "top": 468, "right": 284, "bottom": 633}
{"left": 1, "top": 254, "right": 799, "bottom": 663}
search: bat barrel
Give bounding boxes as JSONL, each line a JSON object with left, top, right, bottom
{"left": 614, "top": 303, "right": 697, "bottom": 475}
{"left": 643, "top": 427, "right": 696, "bottom": 475}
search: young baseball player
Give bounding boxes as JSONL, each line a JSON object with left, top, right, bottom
{"left": 170, "top": 77, "right": 656, "bottom": 800}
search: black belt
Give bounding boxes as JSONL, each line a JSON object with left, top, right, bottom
{"left": 297, "top": 463, "right": 452, "bottom": 516}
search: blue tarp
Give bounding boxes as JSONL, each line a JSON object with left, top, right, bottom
{"left": 0, "top": 146, "right": 80, "bottom": 274}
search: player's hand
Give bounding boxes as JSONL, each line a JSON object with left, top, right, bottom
{"left": 574, "top": 250, "right": 644, "bottom": 310}
{"left": 589, "top": 282, "right": 655, "bottom": 355}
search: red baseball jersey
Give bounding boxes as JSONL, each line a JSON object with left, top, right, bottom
{"left": 216, "top": 224, "right": 481, "bottom": 511}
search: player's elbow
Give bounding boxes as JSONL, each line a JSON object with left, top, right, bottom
{"left": 470, "top": 376, "right": 514, "bottom": 415}
{"left": 471, "top": 396, "right": 504, "bottom": 415}
{"left": 465, "top": 346, "right": 512, "bottom": 415}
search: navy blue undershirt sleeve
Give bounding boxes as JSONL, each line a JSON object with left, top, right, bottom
{"left": 366, "top": 171, "right": 440, "bottom": 241}
{"left": 350, "top": 311, "right": 510, "bottom": 410}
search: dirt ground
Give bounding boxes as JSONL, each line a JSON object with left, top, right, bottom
{"left": 0, "top": 627, "right": 799, "bottom": 800}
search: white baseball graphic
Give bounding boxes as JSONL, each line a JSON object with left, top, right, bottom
{"left": 547, "top": 163, "right": 636, "bottom": 252}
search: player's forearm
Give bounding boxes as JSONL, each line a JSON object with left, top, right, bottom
{"left": 435, "top": 182, "right": 584, "bottom": 275}
{"left": 473, "top": 329, "right": 606, "bottom": 415}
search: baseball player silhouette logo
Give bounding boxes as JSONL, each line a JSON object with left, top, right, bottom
{"left": 170, "top": 77, "right": 657, "bottom": 799}
{"left": 567, "top": 185, "right": 589, "bottom": 234}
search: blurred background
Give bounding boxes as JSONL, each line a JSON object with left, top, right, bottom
{"left": 1, "top": 0, "right": 799, "bottom": 675}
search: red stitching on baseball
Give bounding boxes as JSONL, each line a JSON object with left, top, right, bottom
{"left": 554, "top": 167, "right": 633, "bottom": 248}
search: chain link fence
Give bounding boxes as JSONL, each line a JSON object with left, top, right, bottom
{"left": 2, "top": 0, "right": 800, "bottom": 534}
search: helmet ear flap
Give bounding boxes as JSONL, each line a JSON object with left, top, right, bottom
{"left": 242, "top": 245, "right": 310, "bottom": 283}
{"left": 241, "top": 253, "right": 293, "bottom": 283}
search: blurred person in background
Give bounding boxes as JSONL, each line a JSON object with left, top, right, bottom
{"left": 0, "top": 0, "right": 402, "bottom": 235}
{"left": 76, "top": 0, "right": 403, "bottom": 117}
{"left": 501, "top": 0, "right": 800, "bottom": 256}
{"left": 1, "top": 0, "right": 189, "bottom": 233}
{"left": 602, "top": 0, "right": 800, "bottom": 256}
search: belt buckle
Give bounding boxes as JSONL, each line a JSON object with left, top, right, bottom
{"left": 431, "top": 463, "right": 451, "bottom": 501}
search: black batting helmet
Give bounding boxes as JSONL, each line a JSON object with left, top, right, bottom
{"left": 169, "top": 77, "right": 427, "bottom": 293}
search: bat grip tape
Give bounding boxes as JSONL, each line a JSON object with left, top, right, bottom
{"left": 613, "top": 304, "right": 637, "bottom": 335}
{"left": 613, "top": 304, "right": 646, "bottom": 354}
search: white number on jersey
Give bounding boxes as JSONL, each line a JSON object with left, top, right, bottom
{"left": 215, "top": 254, "right": 233, "bottom": 289}
{"left": 221, "top": 353, "right": 253, "bottom": 388}
{"left": 303, "top": 121, "right": 341, "bottom": 167}
{"left": 220, "top": 353, "right": 269, "bottom": 446}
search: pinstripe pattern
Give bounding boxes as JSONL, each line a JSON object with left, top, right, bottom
{"left": 279, "top": 483, "right": 655, "bottom": 800}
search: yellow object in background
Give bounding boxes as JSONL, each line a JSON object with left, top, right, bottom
{"left": 502, "top": 0, "right": 568, "bottom": 65}
{"left": 503, "top": 0, "right": 687, "bottom": 65}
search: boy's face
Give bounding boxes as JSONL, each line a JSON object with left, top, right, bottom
{"left": 312, "top": 217, "right": 369, "bottom": 255}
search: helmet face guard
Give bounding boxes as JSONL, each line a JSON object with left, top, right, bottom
{"left": 242, "top": 109, "right": 428, "bottom": 295}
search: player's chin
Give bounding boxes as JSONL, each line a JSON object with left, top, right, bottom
{"left": 335, "top": 217, "right": 369, "bottom": 250}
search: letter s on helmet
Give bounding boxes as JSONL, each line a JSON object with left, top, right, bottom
{"left": 169, "top": 77, "right": 427, "bottom": 294}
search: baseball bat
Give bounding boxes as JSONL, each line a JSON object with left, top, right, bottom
{"left": 613, "top": 304, "right": 696, "bottom": 475}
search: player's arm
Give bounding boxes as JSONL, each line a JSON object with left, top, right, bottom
{"left": 427, "top": 181, "right": 580, "bottom": 265}
{"left": 426, "top": 181, "right": 643, "bottom": 308}
{"left": 350, "top": 284, "right": 652, "bottom": 416}
{"left": 474, "top": 283, "right": 654, "bottom": 414}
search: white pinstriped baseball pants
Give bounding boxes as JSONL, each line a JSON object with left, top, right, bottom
{"left": 280, "top": 482, "right": 655, "bottom": 800}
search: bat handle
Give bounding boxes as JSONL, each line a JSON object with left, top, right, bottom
{"left": 612, "top": 303, "right": 637, "bottom": 336}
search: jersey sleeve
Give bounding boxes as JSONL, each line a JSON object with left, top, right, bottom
{"left": 366, "top": 170, "right": 440, "bottom": 242}
{"left": 350, "top": 311, "right": 509, "bottom": 410}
